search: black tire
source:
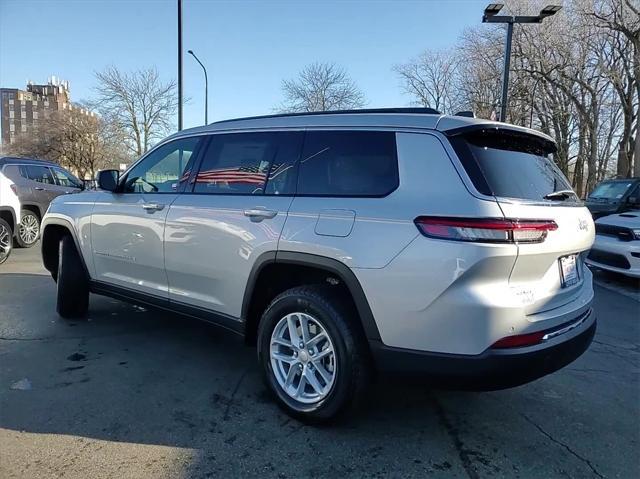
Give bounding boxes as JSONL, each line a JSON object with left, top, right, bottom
{"left": 0, "top": 218, "right": 12, "bottom": 265}
{"left": 257, "top": 285, "right": 371, "bottom": 423}
{"left": 15, "top": 210, "right": 40, "bottom": 248}
{"left": 56, "top": 235, "right": 89, "bottom": 319}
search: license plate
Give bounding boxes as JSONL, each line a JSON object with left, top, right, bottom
{"left": 560, "top": 254, "right": 579, "bottom": 287}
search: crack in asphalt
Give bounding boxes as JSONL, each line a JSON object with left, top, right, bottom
{"left": 593, "top": 339, "right": 639, "bottom": 352}
{"left": 223, "top": 367, "right": 249, "bottom": 421}
{"left": 430, "top": 395, "right": 480, "bottom": 479}
{"left": 522, "top": 415, "right": 605, "bottom": 478}
{"left": 590, "top": 342, "right": 638, "bottom": 367}
{"left": 0, "top": 329, "right": 163, "bottom": 342}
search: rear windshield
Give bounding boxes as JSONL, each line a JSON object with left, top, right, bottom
{"left": 451, "top": 129, "right": 577, "bottom": 202}
{"left": 588, "top": 181, "right": 634, "bottom": 201}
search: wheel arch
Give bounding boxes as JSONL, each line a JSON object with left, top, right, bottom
{"left": 242, "top": 251, "right": 381, "bottom": 346}
{"left": 0, "top": 206, "right": 17, "bottom": 233}
{"left": 41, "top": 218, "right": 89, "bottom": 280}
{"left": 20, "top": 203, "right": 44, "bottom": 219}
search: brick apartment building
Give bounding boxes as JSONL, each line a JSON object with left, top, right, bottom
{"left": 0, "top": 77, "right": 93, "bottom": 146}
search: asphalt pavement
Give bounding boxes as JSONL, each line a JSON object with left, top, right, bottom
{"left": 0, "top": 245, "right": 638, "bottom": 478}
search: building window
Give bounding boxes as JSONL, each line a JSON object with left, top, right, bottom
{"left": 44, "top": 100, "right": 49, "bottom": 107}
{"left": 21, "top": 124, "right": 27, "bottom": 133}
{"left": 33, "top": 111, "right": 38, "bottom": 119}
{"left": 9, "top": 123, "right": 15, "bottom": 132}
{"left": 21, "top": 111, "right": 26, "bottom": 119}
{"left": 8, "top": 99, "right": 13, "bottom": 105}
{"left": 9, "top": 111, "right": 14, "bottom": 119}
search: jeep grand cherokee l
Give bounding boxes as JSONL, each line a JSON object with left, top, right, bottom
{"left": 41, "top": 108, "right": 596, "bottom": 421}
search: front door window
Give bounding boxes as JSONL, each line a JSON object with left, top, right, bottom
{"left": 123, "top": 137, "right": 202, "bottom": 193}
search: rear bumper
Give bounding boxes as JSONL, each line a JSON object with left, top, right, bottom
{"left": 370, "top": 309, "right": 596, "bottom": 390}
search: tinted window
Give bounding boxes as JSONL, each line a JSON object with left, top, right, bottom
{"left": 25, "top": 165, "right": 55, "bottom": 185}
{"left": 123, "top": 137, "right": 201, "bottom": 193}
{"left": 53, "top": 168, "right": 82, "bottom": 188}
{"left": 194, "top": 132, "right": 302, "bottom": 195}
{"left": 1, "top": 165, "right": 22, "bottom": 181}
{"left": 452, "top": 130, "right": 576, "bottom": 202}
{"left": 297, "top": 131, "right": 398, "bottom": 196}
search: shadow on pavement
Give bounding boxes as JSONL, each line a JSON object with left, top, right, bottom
{"left": 1, "top": 273, "right": 637, "bottom": 478}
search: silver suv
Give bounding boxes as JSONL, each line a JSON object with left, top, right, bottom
{"left": 41, "top": 109, "right": 596, "bottom": 421}
{"left": 0, "top": 157, "right": 83, "bottom": 248}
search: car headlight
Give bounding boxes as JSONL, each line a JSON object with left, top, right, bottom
{"left": 633, "top": 229, "right": 640, "bottom": 240}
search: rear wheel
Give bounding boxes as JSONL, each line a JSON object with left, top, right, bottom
{"left": 15, "top": 210, "right": 40, "bottom": 248}
{"left": 257, "top": 285, "right": 370, "bottom": 422}
{"left": 0, "top": 218, "right": 12, "bottom": 265}
{"left": 56, "top": 235, "right": 89, "bottom": 319}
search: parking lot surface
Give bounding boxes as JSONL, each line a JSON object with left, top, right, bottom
{"left": 1, "top": 246, "right": 638, "bottom": 478}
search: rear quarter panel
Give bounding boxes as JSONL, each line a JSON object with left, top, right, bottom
{"left": 279, "top": 132, "right": 504, "bottom": 268}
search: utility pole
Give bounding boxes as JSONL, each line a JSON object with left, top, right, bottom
{"left": 178, "top": 0, "right": 183, "bottom": 131}
{"left": 482, "top": 3, "right": 561, "bottom": 122}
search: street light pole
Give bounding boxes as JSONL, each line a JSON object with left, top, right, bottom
{"left": 188, "top": 50, "right": 208, "bottom": 125}
{"left": 500, "top": 21, "right": 514, "bottom": 123}
{"left": 482, "top": 4, "right": 562, "bottom": 123}
{"left": 178, "top": 0, "right": 183, "bottom": 131}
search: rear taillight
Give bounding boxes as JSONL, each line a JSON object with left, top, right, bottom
{"left": 9, "top": 184, "right": 18, "bottom": 195}
{"left": 414, "top": 217, "right": 557, "bottom": 244}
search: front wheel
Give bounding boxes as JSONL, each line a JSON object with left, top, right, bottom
{"left": 257, "top": 285, "right": 370, "bottom": 422}
{"left": 15, "top": 210, "right": 40, "bottom": 248}
{"left": 0, "top": 218, "right": 12, "bottom": 265}
{"left": 56, "top": 236, "right": 89, "bottom": 319}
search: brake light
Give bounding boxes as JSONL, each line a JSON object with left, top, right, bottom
{"left": 414, "top": 217, "right": 557, "bottom": 244}
{"left": 491, "top": 331, "right": 546, "bottom": 349}
{"left": 9, "top": 184, "right": 18, "bottom": 195}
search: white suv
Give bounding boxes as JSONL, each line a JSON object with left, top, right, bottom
{"left": 0, "top": 165, "right": 20, "bottom": 264}
{"left": 41, "top": 109, "right": 596, "bottom": 421}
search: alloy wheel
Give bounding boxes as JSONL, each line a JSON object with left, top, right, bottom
{"left": 270, "top": 312, "right": 337, "bottom": 404}
{"left": 0, "top": 223, "right": 11, "bottom": 262}
{"left": 19, "top": 213, "right": 39, "bottom": 246}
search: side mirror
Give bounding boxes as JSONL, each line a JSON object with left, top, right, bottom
{"left": 96, "top": 169, "right": 120, "bottom": 192}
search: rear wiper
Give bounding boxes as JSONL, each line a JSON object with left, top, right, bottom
{"left": 544, "top": 189, "right": 575, "bottom": 200}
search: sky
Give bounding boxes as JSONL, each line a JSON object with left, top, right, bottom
{"left": 0, "top": 0, "right": 489, "bottom": 131}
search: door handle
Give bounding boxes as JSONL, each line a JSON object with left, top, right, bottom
{"left": 142, "top": 203, "right": 165, "bottom": 213}
{"left": 243, "top": 208, "right": 278, "bottom": 221}
{"left": 34, "top": 186, "right": 44, "bottom": 191}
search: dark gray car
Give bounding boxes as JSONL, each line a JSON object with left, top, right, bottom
{"left": 0, "top": 157, "right": 83, "bottom": 248}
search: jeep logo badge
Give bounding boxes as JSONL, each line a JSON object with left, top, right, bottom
{"left": 578, "top": 218, "right": 589, "bottom": 232}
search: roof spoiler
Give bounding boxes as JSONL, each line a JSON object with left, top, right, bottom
{"left": 454, "top": 110, "right": 475, "bottom": 118}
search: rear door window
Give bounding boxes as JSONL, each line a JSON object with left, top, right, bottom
{"left": 25, "top": 165, "right": 55, "bottom": 185}
{"left": 297, "top": 131, "right": 398, "bottom": 197}
{"left": 451, "top": 130, "right": 576, "bottom": 202}
{"left": 193, "top": 131, "right": 302, "bottom": 195}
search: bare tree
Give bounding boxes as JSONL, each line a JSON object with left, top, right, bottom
{"left": 394, "top": 49, "right": 461, "bottom": 113}
{"left": 588, "top": 0, "right": 639, "bottom": 177}
{"left": 279, "top": 62, "right": 365, "bottom": 112}
{"left": 94, "top": 66, "right": 177, "bottom": 156}
{"left": 6, "top": 107, "right": 128, "bottom": 179}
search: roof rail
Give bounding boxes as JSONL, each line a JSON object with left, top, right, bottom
{"left": 213, "top": 107, "right": 441, "bottom": 124}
